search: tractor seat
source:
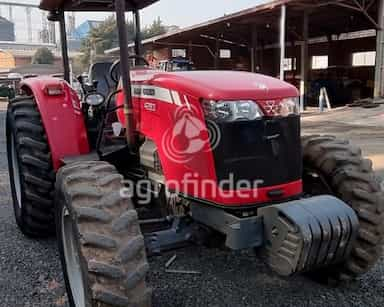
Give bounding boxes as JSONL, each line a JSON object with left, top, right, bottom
{"left": 88, "top": 61, "right": 118, "bottom": 123}
{"left": 88, "top": 62, "right": 114, "bottom": 98}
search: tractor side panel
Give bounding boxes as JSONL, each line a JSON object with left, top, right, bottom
{"left": 141, "top": 92, "right": 218, "bottom": 185}
{"left": 20, "top": 77, "right": 90, "bottom": 170}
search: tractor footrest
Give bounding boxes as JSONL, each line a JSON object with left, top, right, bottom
{"left": 258, "top": 195, "right": 359, "bottom": 276}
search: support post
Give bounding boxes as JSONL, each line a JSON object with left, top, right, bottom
{"left": 374, "top": 0, "right": 384, "bottom": 98}
{"left": 26, "top": 7, "right": 32, "bottom": 42}
{"left": 115, "top": 0, "right": 135, "bottom": 151}
{"left": 134, "top": 9, "right": 142, "bottom": 56}
{"left": 300, "top": 10, "right": 308, "bottom": 112}
{"left": 260, "top": 41, "right": 264, "bottom": 72}
{"left": 188, "top": 40, "right": 193, "bottom": 61}
{"left": 251, "top": 25, "right": 257, "bottom": 72}
{"left": 214, "top": 35, "right": 220, "bottom": 69}
{"left": 8, "top": 5, "right": 13, "bottom": 22}
{"left": 279, "top": 4, "right": 286, "bottom": 80}
{"left": 49, "top": 22, "right": 56, "bottom": 44}
{"left": 250, "top": 47, "right": 255, "bottom": 72}
{"left": 58, "top": 10, "right": 70, "bottom": 82}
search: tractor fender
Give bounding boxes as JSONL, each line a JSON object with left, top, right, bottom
{"left": 20, "top": 77, "right": 90, "bottom": 170}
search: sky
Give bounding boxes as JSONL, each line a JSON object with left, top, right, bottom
{"left": 0, "top": 0, "right": 263, "bottom": 42}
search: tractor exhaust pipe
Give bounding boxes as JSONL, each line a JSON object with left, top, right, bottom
{"left": 115, "top": 0, "right": 136, "bottom": 151}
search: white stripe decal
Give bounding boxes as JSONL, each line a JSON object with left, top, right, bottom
{"left": 171, "top": 90, "right": 183, "bottom": 106}
{"left": 184, "top": 95, "right": 192, "bottom": 110}
{"left": 131, "top": 85, "right": 173, "bottom": 104}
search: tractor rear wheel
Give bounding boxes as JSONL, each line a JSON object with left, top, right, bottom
{"left": 6, "top": 96, "right": 55, "bottom": 237}
{"left": 55, "top": 161, "right": 151, "bottom": 307}
{"left": 302, "top": 135, "right": 384, "bottom": 281}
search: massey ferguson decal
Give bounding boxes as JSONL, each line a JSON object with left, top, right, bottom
{"left": 263, "top": 100, "right": 280, "bottom": 116}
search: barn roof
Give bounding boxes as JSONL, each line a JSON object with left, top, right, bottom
{"left": 106, "top": 0, "right": 379, "bottom": 55}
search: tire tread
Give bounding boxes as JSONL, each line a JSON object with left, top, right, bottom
{"left": 56, "top": 161, "right": 151, "bottom": 307}
{"left": 7, "top": 96, "right": 55, "bottom": 236}
{"left": 303, "top": 135, "right": 384, "bottom": 280}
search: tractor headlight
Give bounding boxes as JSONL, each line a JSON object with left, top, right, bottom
{"left": 202, "top": 100, "right": 264, "bottom": 122}
{"left": 279, "top": 97, "right": 299, "bottom": 117}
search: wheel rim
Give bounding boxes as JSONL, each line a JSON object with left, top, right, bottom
{"left": 62, "top": 207, "right": 86, "bottom": 307}
{"left": 11, "top": 135, "right": 22, "bottom": 209}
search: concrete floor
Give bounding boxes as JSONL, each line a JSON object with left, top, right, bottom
{"left": 302, "top": 105, "right": 384, "bottom": 180}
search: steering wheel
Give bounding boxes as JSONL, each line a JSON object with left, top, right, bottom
{"left": 109, "top": 56, "right": 150, "bottom": 84}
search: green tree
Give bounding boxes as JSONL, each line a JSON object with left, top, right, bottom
{"left": 142, "top": 17, "right": 166, "bottom": 39}
{"left": 79, "top": 16, "right": 134, "bottom": 68}
{"left": 32, "top": 47, "right": 55, "bottom": 64}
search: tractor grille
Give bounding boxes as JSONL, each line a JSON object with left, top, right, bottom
{"left": 210, "top": 115, "right": 302, "bottom": 189}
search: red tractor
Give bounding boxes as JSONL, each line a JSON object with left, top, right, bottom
{"left": 6, "top": 1, "right": 384, "bottom": 306}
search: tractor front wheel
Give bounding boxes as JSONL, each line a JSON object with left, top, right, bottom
{"left": 302, "top": 135, "right": 384, "bottom": 281}
{"left": 55, "top": 161, "right": 151, "bottom": 307}
{"left": 6, "top": 96, "right": 55, "bottom": 237}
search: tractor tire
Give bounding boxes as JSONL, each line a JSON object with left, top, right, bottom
{"left": 302, "top": 135, "right": 384, "bottom": 281}
{"left": 55, "top": 161, "right": 152, "bottom": 307}
{"left": 6, "top": 96, "right": 55, "bottom": 237}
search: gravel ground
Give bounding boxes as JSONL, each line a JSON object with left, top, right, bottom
{"left": 1, "top": 103, "right": 384, "bottom": 307}
{"left": 0, "top": 105, "right": 67, "bottom": 307}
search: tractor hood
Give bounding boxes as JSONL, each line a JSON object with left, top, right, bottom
{"left": 145, "top": 70, "right": 299, "bottom": 100}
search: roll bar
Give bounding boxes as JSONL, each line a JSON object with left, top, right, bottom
{"left": 44, "top": 0, "right": 154, "bottom": 151}
{"left": 115, "top": 0, "right": 136, "bottom": 151}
